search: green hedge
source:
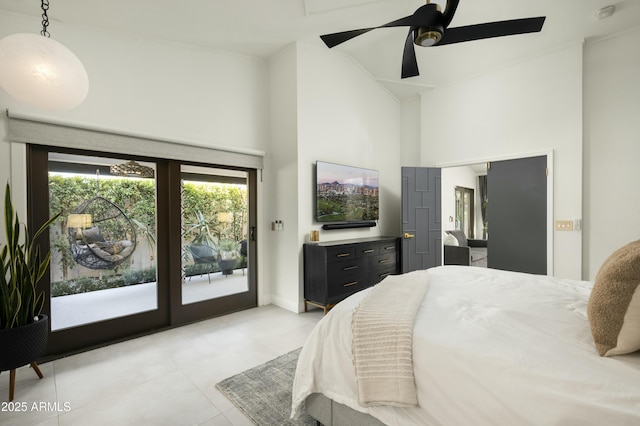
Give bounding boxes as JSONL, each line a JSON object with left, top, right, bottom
{"left": 50, "top": 260, "right": 246, "bottom": 297}
{"left": 51, "top": 267, "right": 157, "bottom": 297}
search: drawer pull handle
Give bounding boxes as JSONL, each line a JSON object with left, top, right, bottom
{"left": 384, "top": 246, "right": 395, "bottom": 250}
{"left": 343, "top": 266, "right": 358, "bottom": 271}
{"left": 378, "top": 259, "right": 392, "bottom": 264}
{"left": 337, "top": 253, "right": 350, "bottom": 258}
{"left": 343, "top": 281, "right": 358, "bottom": 287}
{"left": 362, "top": 249, "right": 375, "bottom": 253}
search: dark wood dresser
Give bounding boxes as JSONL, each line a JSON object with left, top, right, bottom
{"left": 303, "top": 236, "right": 400, "bottom": 313}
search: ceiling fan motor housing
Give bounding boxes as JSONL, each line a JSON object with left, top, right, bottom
{"left": 413, "top": 3, "right": 445, "bottom": 47}
{"left": 414, "top": 25, "right": 443, "bottom": 46}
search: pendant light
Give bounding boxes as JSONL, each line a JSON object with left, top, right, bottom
{"left": 110, "top": 160, "right": 155, "bottom": 179}
{"left": 0, "top": 0, "right": 89, "bottom": 110}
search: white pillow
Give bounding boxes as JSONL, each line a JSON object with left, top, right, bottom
{"left": 443, "top": 233, "right": 459, "bottom": 246}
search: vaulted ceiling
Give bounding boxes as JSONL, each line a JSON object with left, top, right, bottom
{"left": 1, "top": 0, "right": 639, "bottom": 101}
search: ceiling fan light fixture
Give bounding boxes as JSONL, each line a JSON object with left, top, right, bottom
{"left": 414, "top": 27, "right": 443, "bottom": 47}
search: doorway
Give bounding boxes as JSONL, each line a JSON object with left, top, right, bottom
{"left": 402, "top": 154, "right": 552, "bottom": 275}
{"left": 441, "top": 154, "right": 552, "bottom": 274}
{"left": 28, "top": 146, "right": 258, "bottom": 356}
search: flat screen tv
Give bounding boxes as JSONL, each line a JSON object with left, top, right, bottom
{"left": 315, "top": 161, "right": 379, "bottom": 223}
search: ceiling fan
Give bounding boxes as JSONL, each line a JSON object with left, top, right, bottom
{"left": 320, "top": 0, "right": 546, "bottom": 79}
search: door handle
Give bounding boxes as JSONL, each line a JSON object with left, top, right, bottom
{"left": 403, "top": 233, "right": 415, "bottom": 239}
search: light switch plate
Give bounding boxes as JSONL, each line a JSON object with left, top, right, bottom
{"left": 555, "top": 220, "right": 573, "bottom": 231}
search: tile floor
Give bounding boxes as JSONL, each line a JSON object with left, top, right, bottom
{"left": 0, "top": 305, "right": 324, "bottom": 426}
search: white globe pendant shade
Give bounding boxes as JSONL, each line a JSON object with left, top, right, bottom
{"left": 0, "top": 33, "right": 89, "bottom": 110}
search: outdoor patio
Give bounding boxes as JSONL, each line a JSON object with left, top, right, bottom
{"left": 51, "top": 270, "right": 249, "bottom": 330}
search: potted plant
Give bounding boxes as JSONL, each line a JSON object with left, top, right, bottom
{"left": 0, "top": 183, "right": 60, "bottom": 401}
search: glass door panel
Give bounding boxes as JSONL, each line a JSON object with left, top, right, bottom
{"left": 180, "top": 165, "right": 249, "bottom": 305}
{"left": 48, "top": 153, "right": 158, "bottom": 330}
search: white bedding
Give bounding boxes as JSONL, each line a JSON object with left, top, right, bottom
{"left": 291, "top": 266, "right": 640, "bottom": 426}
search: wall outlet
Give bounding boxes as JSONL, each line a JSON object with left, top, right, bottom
{"left": 573, "top": 218, "right": 582, "bottom": 231}
{"left": 555, "top": 220, "right": 573, "bottom": 231}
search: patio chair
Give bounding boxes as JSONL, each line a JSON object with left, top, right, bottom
{"left": 188, "top": 243, "right": 219, "bottom": 283}
{"left": 68, "top": 196, "right": 137, "bottom": 270}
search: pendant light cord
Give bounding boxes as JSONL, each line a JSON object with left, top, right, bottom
{"left": 40, "top": 0, "right": 50, "bottom": 38}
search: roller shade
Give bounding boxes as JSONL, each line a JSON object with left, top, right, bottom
{"left": 7, "top": 115, "right": 264, "bottom": 170}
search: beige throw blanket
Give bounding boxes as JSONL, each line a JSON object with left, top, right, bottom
{"left": 351, "top": 270, "right": 429, "bottom": 407}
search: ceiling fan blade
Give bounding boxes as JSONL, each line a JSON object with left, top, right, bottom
{"left": 438, "top": 17, "right": 545, "bottom": 46}
{"left": 320, "top": 6, "right": 440, "bottom": 48}
{"left": 441, "top": 0, "right": 460, "bottom": 28}
{"left": 320, "top": 15, "right": 416, "bottom": 48}
{"left": 321, "top": 29, "right": 376, "bottom": 48}
{"left": 381, "top": 14, "right": 423, "bottom": 29}
{"left": 401, "top": 28, "right": 419, "bottom": 79}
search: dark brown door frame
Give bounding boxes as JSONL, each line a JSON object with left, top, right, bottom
{"left": 27, "top": 145, "right": 258, "bottom": 358}
{"left": 166, "top": 162, "right": 258, "bottom": 325}
{"left": 28, "top": 145, "right": 171, "bottom": 357}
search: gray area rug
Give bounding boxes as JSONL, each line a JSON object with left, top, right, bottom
{"left": 216, "top": 348, "right": 316, "bottom": 425}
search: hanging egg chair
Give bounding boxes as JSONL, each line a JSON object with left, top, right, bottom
{"left": 68, "top": 197, "right": 137, "bottom": 270}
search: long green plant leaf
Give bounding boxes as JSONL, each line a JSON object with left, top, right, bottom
{"left": 1, "top": 183, "right": 60, "bottom": 329}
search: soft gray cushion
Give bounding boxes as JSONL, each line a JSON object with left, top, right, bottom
{"left": 82, "top": 226, "right": 105, "bottom": 244}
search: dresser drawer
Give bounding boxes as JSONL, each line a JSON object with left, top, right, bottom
{"left": 370, "top": 267, "right": 396, "bottom": 284}
{"left": 370, "top": 252, "right": 396, "bottom": 271}
{"left": 327, "top": 273, "right": 368, "bottom": 302}
{"left": 326, "top": 246, "right": 357, "bottom": 262}
{"left": 378, "top": 241, "right": 398, "bottom": 254}
{"left": 327, "top": 258, "right": 365, "bottom": 278}
{"left": 356, "top": 243, "right": 379, "bottom": 257}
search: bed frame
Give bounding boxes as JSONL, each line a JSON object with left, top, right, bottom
{"left": 305, "top": 393, "right": 386, "bottom": 426}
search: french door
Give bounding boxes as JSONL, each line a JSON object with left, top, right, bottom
{"left": 28, "top": 146, "right": 257, "bottom": 357}
{"left": 171, "top": 163, "right": 257, "bottom": 324}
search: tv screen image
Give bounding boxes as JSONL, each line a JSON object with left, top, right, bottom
{"left": 316, "top": 161, "right": 379, "bottom": 223}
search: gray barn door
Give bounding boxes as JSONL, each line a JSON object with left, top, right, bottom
{"left": 401, "top": 167, "right": 441, "bottom": 273}
{"left": 487, "top": 156, "right": 547, "bottom": 274}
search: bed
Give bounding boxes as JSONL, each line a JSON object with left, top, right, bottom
{"left": 291, "top": 256, "right": 640, "bottom": 425}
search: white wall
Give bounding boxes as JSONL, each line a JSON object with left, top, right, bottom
{"left": 419, "top": 44, "right": 584, "bottom": 279}
{"left": 400, "top": 98, "right": 422, "bottom": 167}
{"left": 0, "top": 13, "right": 269, "bottom": 152}
{"left": 265, "top": 45, "right": 299, "bottom": 310}
{"left": 266, "top": 44, "right": 402, "bottom": 312}
{"left": 296, "top": 45, "right": 402, "bottom": 241}
{"left": 583, "top": 28, "right": 640, "bottom": 279}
